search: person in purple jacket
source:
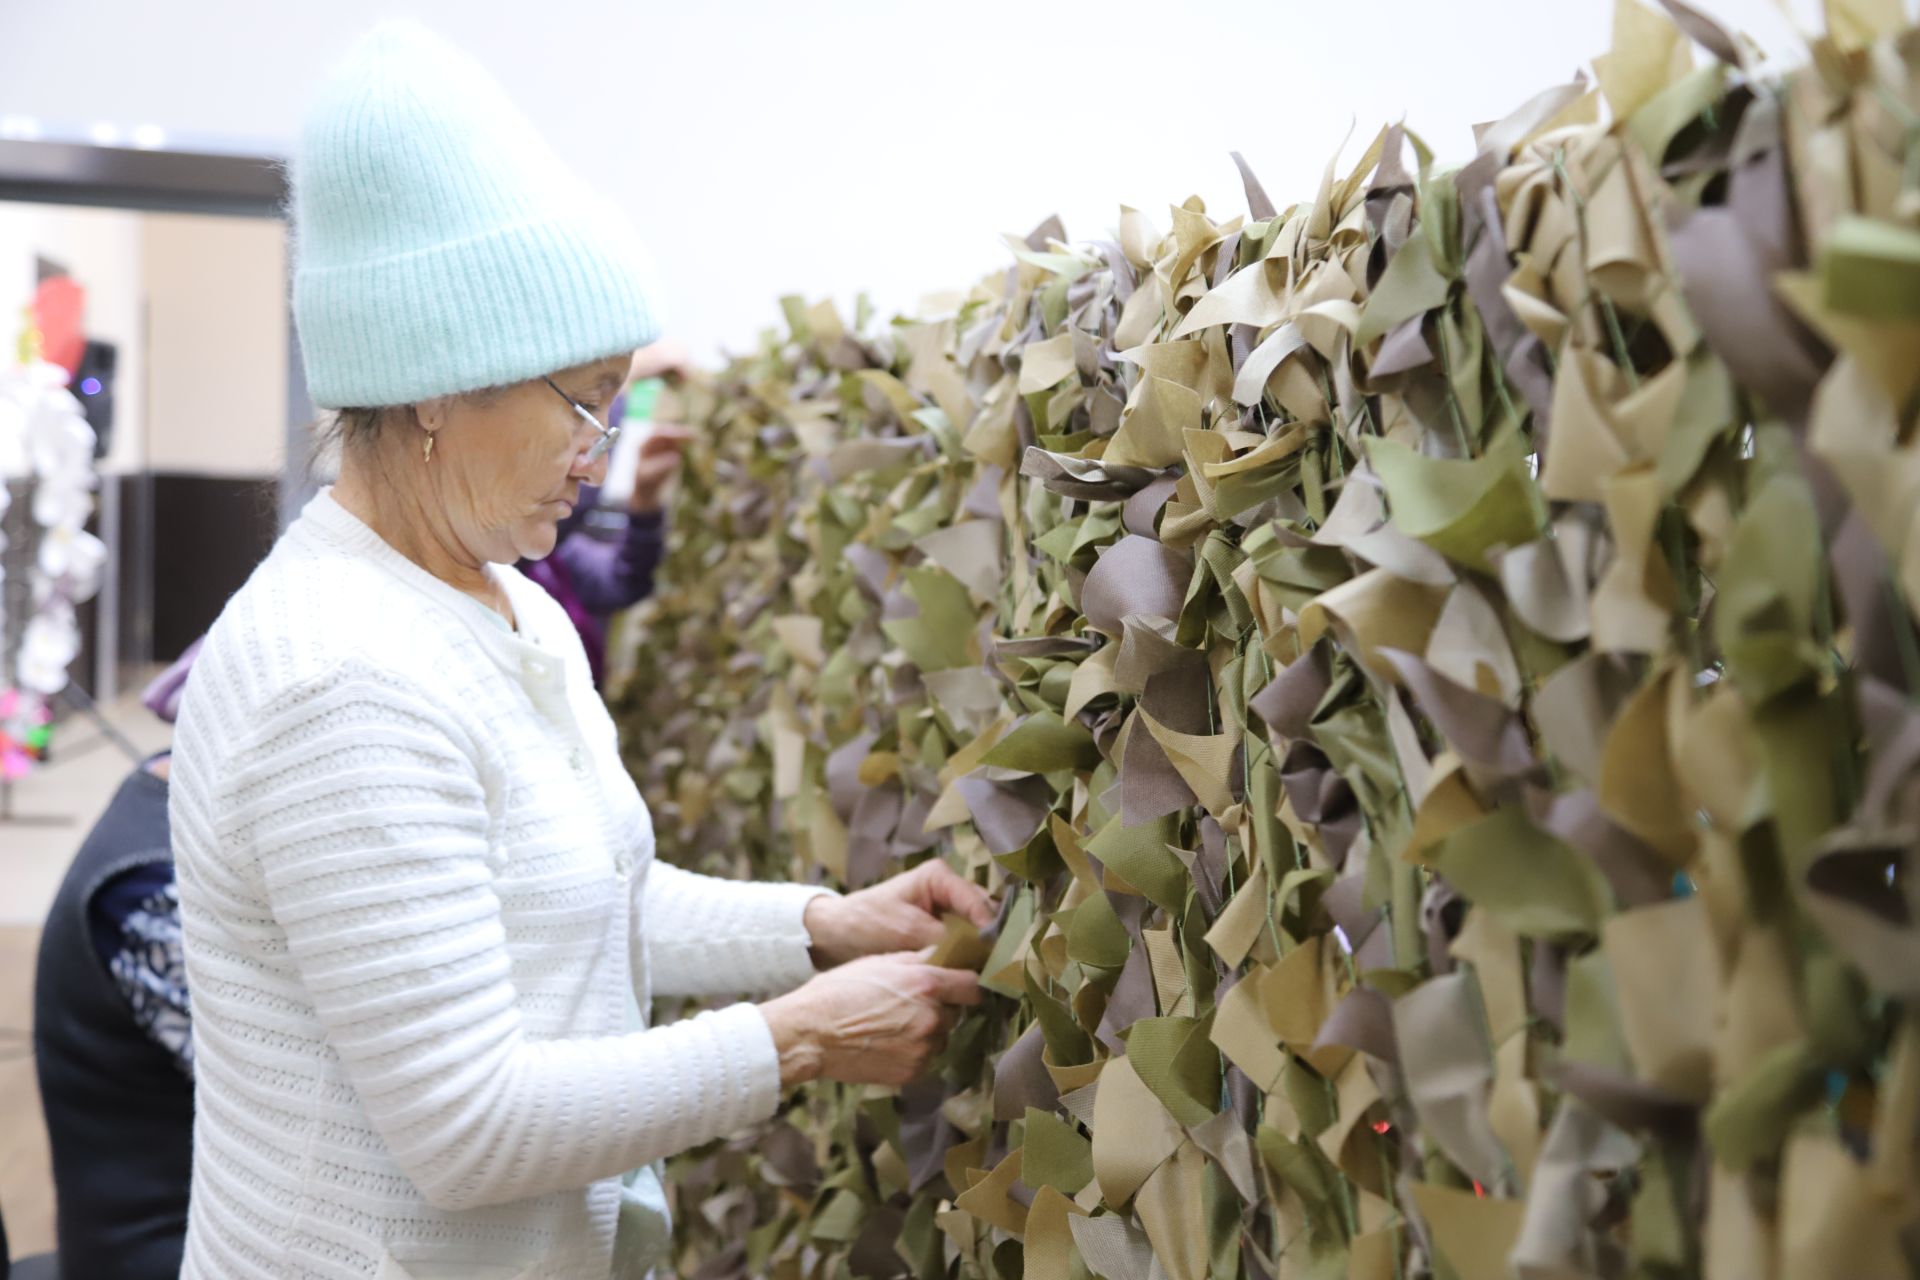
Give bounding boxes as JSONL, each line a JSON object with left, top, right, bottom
{"left": 519, "top": 342, "right": 694, "bottom": 685}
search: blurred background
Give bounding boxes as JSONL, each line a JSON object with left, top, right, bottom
{"left": 0, "top": 0, "right": 1826, "bottom": 356}
{"left": 0, "top": 0, "right": 1885, "bottom": 1264}
{"left": 0, "top": 0, "right": 1835, "bottom": 695}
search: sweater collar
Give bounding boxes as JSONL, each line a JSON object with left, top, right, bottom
{"left": 295, "top": 488, "right": 567, "bottom": 686}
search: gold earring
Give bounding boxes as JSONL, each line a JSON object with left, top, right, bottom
{"left": 423, "top": 433, "right": 435, "bottom": 463}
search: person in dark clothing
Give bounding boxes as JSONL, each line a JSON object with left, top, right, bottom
{"left": 519, "top": 342, "right": 693, "bottom": 684}
{"left": 32, "top": 645, "right": 197, "bottom": 1280}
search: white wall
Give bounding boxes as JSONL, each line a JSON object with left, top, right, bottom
{"left": 141, "top": 212, "right": 286, "bottom": 476}
{"left": 0, "top": 0, "right": 1867, "bottom": 361}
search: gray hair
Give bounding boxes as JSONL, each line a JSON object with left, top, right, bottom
{"left": 312, "top": 382, "right": 512, "bottom": 465}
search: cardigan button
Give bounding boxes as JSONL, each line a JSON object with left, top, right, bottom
{"left": 613, "top": 851, "right": 634, "bottom": 877}
{"left": 569, "top": 748, "right": 587, "bottom": 776}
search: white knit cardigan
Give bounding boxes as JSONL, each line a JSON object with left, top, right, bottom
{"left": 170, "top": 490, "right": 830, "bottom": 1280}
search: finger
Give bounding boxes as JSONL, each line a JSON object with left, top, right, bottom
{"left": 927, "top": 864, "right": 996, "bottom": 928}
{"left": 636, "top": 436, "right": 693, "bottom": 460}
{"left": 925, "top": 965, "right": 984, "bottom": 1006}
{"left": 911, "top": 917, "right": 946, "bottom": 952}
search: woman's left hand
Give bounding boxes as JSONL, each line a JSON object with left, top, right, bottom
{"left": 803, "top": 860, "right": 996, "bottom": 970}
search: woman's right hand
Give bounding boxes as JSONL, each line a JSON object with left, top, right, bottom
{"left": 758, "top": 952, "right": 982, "bottom": 1088}
{"left": 626, "top": 423, "right": 695, "bottom": 514}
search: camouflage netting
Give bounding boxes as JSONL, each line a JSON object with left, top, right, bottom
{"left": 609, "top": 3, "right": 1920, "bottom": 1276}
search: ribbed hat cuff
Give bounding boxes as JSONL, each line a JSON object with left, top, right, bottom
{"left": 295, "top": 214, "right": 659, "bottom": 409}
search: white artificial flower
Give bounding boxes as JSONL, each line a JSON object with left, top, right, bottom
{"left": 0, "top": 385, "right": 31, "bottom": 480}
{"left": 37, "top": 526, "right": 107, "bottom": 598}
{"left": 18, "top": 611, "right": 80, "bottom": 694}
{"left": 24, "top": 387, "right": 93, "bottom": 478}
{"left": 0, "top": 361, "right": 106, "bottom": 702}
{"left": 31, "top": 480, "right": 92, "bottom": 529}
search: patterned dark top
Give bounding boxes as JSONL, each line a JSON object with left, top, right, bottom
{"left": 87, "top": 828, "right": 192, "bottom": 1076}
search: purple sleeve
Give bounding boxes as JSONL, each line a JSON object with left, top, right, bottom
{"left": 551, "top": 510, "right": 666, "bottom": 614}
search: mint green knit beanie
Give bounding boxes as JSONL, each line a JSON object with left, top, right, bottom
{"left": 292, "top": 22, "right": 659, "bottom": 410}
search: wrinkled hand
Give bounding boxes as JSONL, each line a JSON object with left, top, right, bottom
{"left": 802, "top": 860, "right": 996, "bottom": 970}
{"left": 627, "top": 423, "right": 694, "bottom": 514}
{"left": 759, "top": 952, "right": 982, "bottom": 1087}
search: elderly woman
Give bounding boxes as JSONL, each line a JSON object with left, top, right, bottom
{"left": 169, "top": 24, "right": 989, "bottom": 1280}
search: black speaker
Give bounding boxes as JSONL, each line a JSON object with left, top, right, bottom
{"left": 70, "top": 339, "right": 116, "bottom": 457}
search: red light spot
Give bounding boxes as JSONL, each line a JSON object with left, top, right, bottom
{"left": 1371, "top": 1121, "right": 1391, "bottom": 1134}
{"left": 1472, "top": 1181, "right": 1486, "bottom": 1199}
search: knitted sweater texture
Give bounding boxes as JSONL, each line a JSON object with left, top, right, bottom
{"left": 170, "top": 490, "right": 826, "bottom": 1279}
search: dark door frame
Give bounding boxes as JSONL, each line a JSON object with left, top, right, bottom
{"left": 0, "top": 138, "right": 285, "bottom": 217}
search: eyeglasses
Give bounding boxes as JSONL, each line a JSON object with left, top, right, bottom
{"left": 543, "top": 376, "right": 621, "bottom": 465}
